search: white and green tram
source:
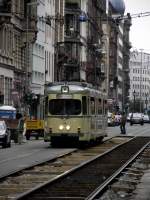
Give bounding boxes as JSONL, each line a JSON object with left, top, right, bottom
{"left": 44, "top": 82, "right": 108, "bottom": 147}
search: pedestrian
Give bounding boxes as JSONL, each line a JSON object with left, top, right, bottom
{"left": 22, "top": 118, "right": 27, "bottom": 143}
{"left": 17, "top": 114, "right": 26, "bottom": 144}
{"left": 16, "top": 110, "right": 22, "bottom": 119}
{"left": 120, "top": 111, "right": 127, "bottom": 134}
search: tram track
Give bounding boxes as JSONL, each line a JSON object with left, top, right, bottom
{"left": 94, "top": 142, "right": 150, "bottom": 200}
{"left": 0, "top": 136, "right": 130, "bottom": 200}
{"left": 14, "top": 136, "right": 150, "bottom": 200}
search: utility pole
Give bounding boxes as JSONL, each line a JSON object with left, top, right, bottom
{"left": 145, "top": 93, "right": 148, "bottom": 111}
{"left": 133, "top": 90, "right": 136, "bottom": 113}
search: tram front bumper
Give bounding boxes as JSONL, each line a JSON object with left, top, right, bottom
{"left": 51, "top": 133, "right": 79, "bottom": 144}
{"left": 44, "top": 131, "right": 90, "bottom": 143}
{"left": 44, "top": 132, "right": 79, "bottom": 142}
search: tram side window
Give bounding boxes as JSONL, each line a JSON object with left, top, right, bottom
{"left": 90, "top": 97, "right": 95, "bottom": 115}
{"left": 82, "top": 96, "right": 87, "bottom": 115}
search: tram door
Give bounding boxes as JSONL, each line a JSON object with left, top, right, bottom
{"left": 97, "top": 99, "right": 103, "bottom": 131}
{"left": 102, "top": 99, "right": 107, "bottom": 129}
{"left": 90, "top": 97, "right": 96, "bottom": 132}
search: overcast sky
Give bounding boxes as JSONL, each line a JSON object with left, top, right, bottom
{"left": 124, "top": 0, "right": 150, "bottom": 53}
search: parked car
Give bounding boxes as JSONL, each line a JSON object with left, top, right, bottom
{"left": 130, "top": 113, "right": 144, "bottom": 126}
{"left": 0, "top": 120, "right": 11, "bottom": 148}
{"left": 127, "top": 113, "right": 132, "bottom": 122}
{"left": 143, "top": 114, "right": 150, "bottom": 123}
{"left": 25, "top": 119, "right": 44, "bottom": 140}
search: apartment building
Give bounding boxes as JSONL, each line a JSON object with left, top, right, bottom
{"left": 122, "top": 14, "right": 132, "bottom": 110}
{"left": 0, "top": 0, "right": 131, "bottom": 116}
{"left": 106, "top": 0, "right": 131, "bottom": 112}
{"left": 55, "top": 0, "right": 106, "bottom": 91}
{"left": 129, "top": 51, "right": 150, "bottom": 112}
{"left": 0, "top": 0, "right": 37, "bottom": 111}
{"left": 30, "top": 0, "right": 55, "bottom": 118}
{"left": 0, "top": 1, "right": 56, "bottom": 118}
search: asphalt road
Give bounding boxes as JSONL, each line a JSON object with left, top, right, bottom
{"left": 0, "top": 139, "right": 76, "bottom": 178}
{"left": 107, "top": 122, "right": 150, "bottom": 137}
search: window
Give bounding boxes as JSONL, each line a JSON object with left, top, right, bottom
{"left": 49, "top": 99, "right": 81, "bottom": 115}
{"left": 90, "top": 97, "right": 95, "bottom": 115}
{"left": 98, "top": 99, "right": 102, "bottom": 114}
{"left": 82, "top": 96, "right": 87, "bottom": 115}
{"left": 103, "top": 100, "right": 107, "bottom": 114}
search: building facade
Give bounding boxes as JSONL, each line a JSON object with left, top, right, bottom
{"left": 0, "top": 0, "right": 132, "bottom": 117}
{"left": 0, "top": 0, "right": 37, "bottom": 112}
{"left": 106, "top": 0, "right": 131, "bottom": 112}
{"left": 129, "top": 51, "right": 150, "bottom": 112}
{"left": 0, "top": 0, "right": 56, "bottom": 117}
{"left": 105, "top": 0, "right": 131, "bottom": 113}
{"left": 55, "top": 0, "right": 106, "bottom": 91}
{"left": 122, "top": 14, "right": 132, "bottom": 111}
{"left": 30, "top": 0, "right": 55, "bottom": 119}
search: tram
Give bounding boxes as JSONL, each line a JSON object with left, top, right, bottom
{"left": 44, "top": 82, "right": 108, "bottom": 146}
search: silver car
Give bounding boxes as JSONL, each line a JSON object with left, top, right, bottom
{"left": 0, "top": 120, "right": 11, "bottom": 148}
{"left": 143, "top": 114, "right": 150, "bottom": 123}
{"left": 130, "top": 113, "right": 144, "bottom": 126}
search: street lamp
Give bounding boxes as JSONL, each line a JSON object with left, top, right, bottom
{"left": 139, "top": 49, "right": 143, "bottom": 113}
{"left": 133, "top": 90, "right": 136, "bottom": 113}
{"left": 145, "top": 93, "right": 148, "bottom": 111}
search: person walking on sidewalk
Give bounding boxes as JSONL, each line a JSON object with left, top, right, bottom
{"left": 120, "top": 111, "right": 127, "bottom": 134}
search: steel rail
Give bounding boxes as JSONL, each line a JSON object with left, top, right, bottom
{"left": 86, "top": 141, "right": 150, "bottom": 200}
{"left": 0, "top": 136, "right": 114, "bottom": 180}
{"left": 15, "top": 136, "right": 138, "bottom": 200}
{"left": 0, "top": 149, "right": 77, "bottom": 179}
{"left": 0, "top": 136, "right": 130, "bottom": 199}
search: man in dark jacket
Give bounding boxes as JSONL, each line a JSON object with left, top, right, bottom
{"left": 120, "top": 112, "right": 127, "bottom": 134}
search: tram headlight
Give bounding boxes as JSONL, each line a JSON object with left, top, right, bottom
{"left": 66, "top": 125, "right": 70, "bottom": 130}
{"left": 59, "top": 125, "right": 64, "bottom": 130}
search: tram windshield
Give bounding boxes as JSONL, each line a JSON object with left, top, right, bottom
{"left": 49, "top": 99, "right": 81, "bottom": 115}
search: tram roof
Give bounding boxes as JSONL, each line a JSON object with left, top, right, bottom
{"left": 45, "top": 82, "right": 103, "bottom": 95}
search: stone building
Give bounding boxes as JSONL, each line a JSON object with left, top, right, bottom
{"left": 54, "top": 0, "right": 131, "bottom": 113}
{"left": 106, "top": 0, "right": 131, "bottom": 112}
{"left": 55, "top": 0, "right": 106, "bottom": 90}
{"left": 122, "top": 14, "right": 132, "bottom": 110}
{"left": 0, "top": 0, "right": 131, "bottom": 116}
{"left": 129, "top": 51, "right": 150, "bottom": 112}
{"left": 29, "top": 0, "right": 55, "bottom": 119}
{"left": 0, "top": 0, "right": 37, "bottom": 111}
